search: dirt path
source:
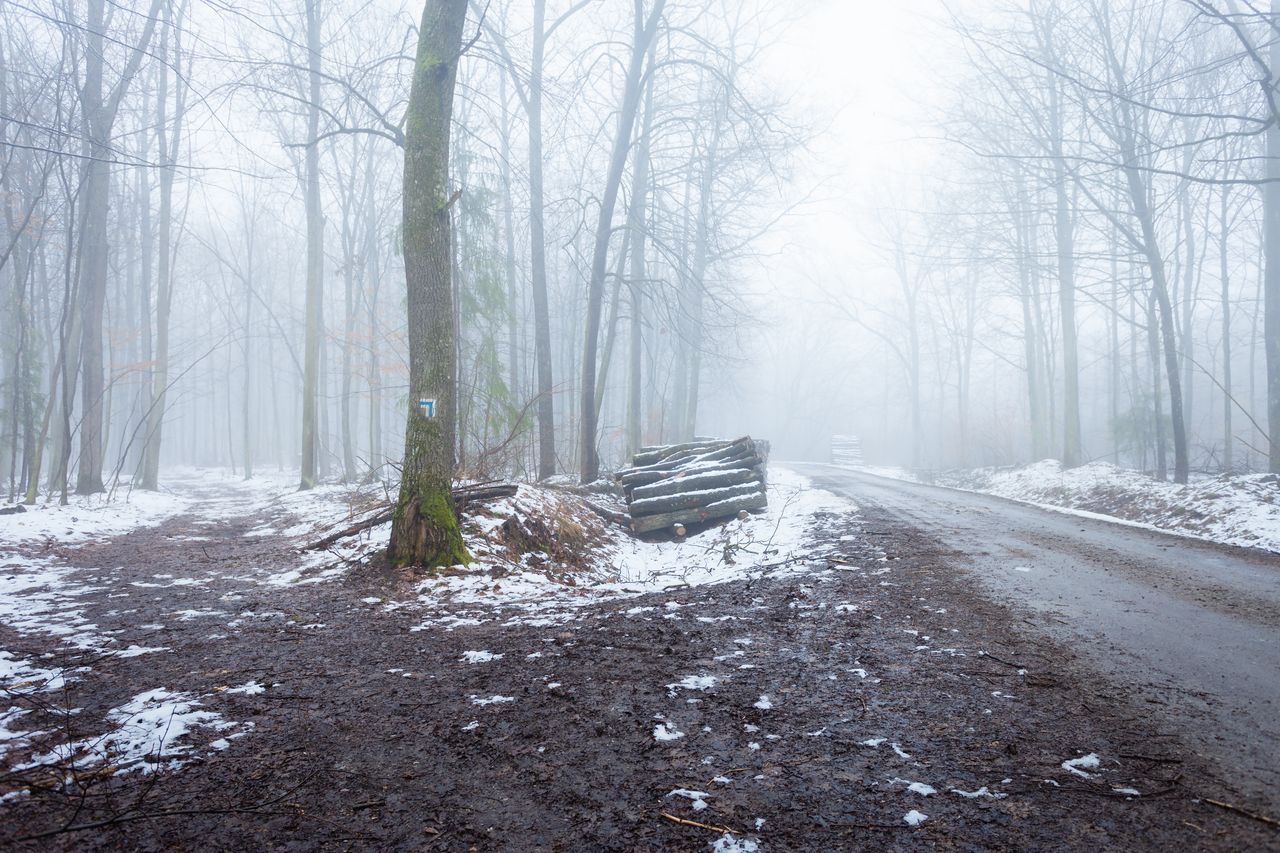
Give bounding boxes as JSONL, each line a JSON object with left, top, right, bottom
{"left": 1, "top": 479, "right": 1276, "bottom": 850}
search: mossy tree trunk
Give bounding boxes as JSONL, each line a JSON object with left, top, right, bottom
{"left": 389, "top": 0, "right": 470, "bottom": 568}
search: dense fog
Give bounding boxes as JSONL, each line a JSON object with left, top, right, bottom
{"left": 2, "top": 0, "right": 1278, "bottom": 503}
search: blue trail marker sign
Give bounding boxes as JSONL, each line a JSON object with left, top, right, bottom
{"left": 418, "top": 398, "right": 437, "bottom": 418}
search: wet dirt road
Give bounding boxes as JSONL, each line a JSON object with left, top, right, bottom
{"left": 792, "top": 463, "right": 1280, "bottom": 810}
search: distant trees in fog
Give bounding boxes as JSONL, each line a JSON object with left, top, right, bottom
{"left": 0, "top": 0, "right": 798, "bottom": 503}
{"left": 835, "top": 0, "right": 1280, "bottom": 480}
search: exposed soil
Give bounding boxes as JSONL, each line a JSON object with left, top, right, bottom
{"left": 2, "top": 486, "right": 1277, "bottom": 851}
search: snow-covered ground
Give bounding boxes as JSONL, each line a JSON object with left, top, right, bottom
{"left": 0, "top": 463, "right": 856, "bottom": 800}
{"left": 848, "top": 460, "right": 1280, "bottom": 553}
{"left": 405, "top": 466, "right": 857, "bottom": 630}
{"left": 0, "top": 467, "right": 392, "bottom": 548}
{"left": 0, "top": 483, "right": 192, "bottom": 545}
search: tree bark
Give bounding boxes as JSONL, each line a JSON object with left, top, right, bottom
{"left": 1219, "top": 188, "right": 1233, "bottom": 471}
{"left": 388, "top": 0, "right": 470, "bottom": 568}
{"left": 142, "top": 8, "right": 183, "bottom": 490}
{"left": 529, "top": 0, "right": 556, "bottom": 480}
{"left": 72, "top": 0, "right": 162, "bottom": 495}
{"left": 1049, "top": 76, "right": 1081, "bottom": 468}
{"left": 1267, "top": 0, "right": 1280, "bottom": 472}
{"left": 299, "top": 0, "right": 325, "bottom": 490}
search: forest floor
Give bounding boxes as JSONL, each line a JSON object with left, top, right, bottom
{"left": 1, "top": 470, "right": 1277, "bottom": 851}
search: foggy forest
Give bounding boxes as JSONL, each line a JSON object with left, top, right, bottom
{"left": 1, "top": 0, "right": 1279, "bottom": 849}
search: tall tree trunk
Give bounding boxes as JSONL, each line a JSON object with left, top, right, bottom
{"left": 1049, "top": 77, "right": 1081, "bottom": 468}
{"left": 1267, "top": 0, "right": 1280, "bottom": 472}
{"left": 1015, "top": 176, "right": 1047, "bottom": 460}
{"left": 388, "top": 0, "right": 470, "bottom": 568}
{"left": 74, "top": 0, "right": 111, "bottom": 495}
{"left": 337, "top": 146, "right": 359, "bottom": 483}
{"left": 626, "top": 54, "right": 657, "bottom": 455}
{"left": 142, "top": 10, "right": 180, "bottom": 489}
{"left": 578, "top": 0, "right": 666, "bottom": 483}
{"left": 299, "top": 0, "right": 325, "bottom": 490}
{"left": 1127, "top": 166, "right": 1189, "bottom": 483}
{"left": 593, "top": 227, "right": 632, "bottom": 421}
{"left": 1219, "top": 189, "right": 1233, "bottom": 472}
{"left": 75, "top": 0, "right": 162, "bottom": 494}
{"left": 1149, "top": 291, "right": 1168, "bottom": 481}
{"left": 1109, "top": 248, "right": 1121, "bottom": 464}
{"left": 364, "top": 155, "right": 383, "bottom": 477}
{"left": 498, "top": 73, "right": 521, "bottom": 421}
{"left": 529, "top": 0, "right": 556, "bottom": 480}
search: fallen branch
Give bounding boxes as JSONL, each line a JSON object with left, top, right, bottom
{"left": 1203, "top": 797, "right": 1280, "bottom": 827}
{"left": 659, "top": 812, "right": 740, "bottom": 835}
{"left": 302, "top": 484, "right": 519, "bottom": 550}
{"left": 304, "top": 509, "right": 394, "bottom": 551}
{"left": 978, "top": 650, "right": 1026, "bottom": 670}
{"left": 1119, "top": 753, "right": 1183, "bottom": 764}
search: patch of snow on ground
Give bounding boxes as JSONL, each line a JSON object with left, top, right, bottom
{"left": 711, "top": 835, "right": 760, "bottom": 853}
{"left": 667, "top": 788, "right": 710, "bottom": 811}
{"left": 0, "top": 483, "right": 192, "bottom": 545}
{"left": 903, "top": 809, "right": 928, "bottom": 827}
{"left": 951, "top": 786, "right": 1007, "bottom": 799}
{"left": 1061, "top": 752, "right": 1101, "bottom": 778}
{"left": 611, "top": 467, "right": 853, "bottom": 589}
{"left": 18, "top": 688, "right": 248, "bottom": 777}
{"left": 224, "top": 681, "right": 266, "bottom": 695}
{"left": 0, "top": 707, "right": 41, "bottom": 761}
{"left": 891, "top": 778, "right": 936, "bottom": 796}
{"left": 669, "top": 675, "right": 718, "bottom": 694}
{"left": 195, "top": 465, "right": 860, "bottom": 637}
{"left": 461, "top": 650, "right": 503, "bottom": 664}
{"left": 654, "top": 722, "right": 684, "bottom": 741}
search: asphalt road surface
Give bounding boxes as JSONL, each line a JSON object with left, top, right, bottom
{"left": 791, "top": 463, "right": 1280, "bottom": 811}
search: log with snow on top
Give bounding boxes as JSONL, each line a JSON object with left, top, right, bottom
{"left": 616, "top": 436, "right": 769, "bottom": 536}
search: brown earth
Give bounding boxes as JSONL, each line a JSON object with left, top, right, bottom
{"left": 1, "top": 486, "right": 1276, "bottom": 851}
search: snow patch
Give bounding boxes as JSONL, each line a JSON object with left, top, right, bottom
{"left": 461, "top": 650, "right": 504, "bottom": 664}
{"left": 667, "top": 788, "right": 710, "bottom": 811}
{"left": 1061, "top": 753, "right": 1101, "bottom": 778}
{"left": 654, "top": 722, "right": 685, "bottom": 742}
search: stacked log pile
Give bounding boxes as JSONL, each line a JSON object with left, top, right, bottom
{"left": 830, "top": 434, "right": 863, "bottom": 466}
{"left": 617, "top": 436, "right": 768, "bottom": 535}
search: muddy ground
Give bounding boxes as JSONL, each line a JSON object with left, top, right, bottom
{"left": 1, "top": 487, "right": 1277, "bottom": 851}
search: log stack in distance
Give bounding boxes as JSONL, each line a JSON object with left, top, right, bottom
{"left": 830, "top": 434, "right": 863, "bottom": 467}
{"left": 616, "top": 436, "right": 768, "bottom": 535}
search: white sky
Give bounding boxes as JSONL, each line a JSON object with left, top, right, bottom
{"left": 714, "top": 0, "right": 963, "bottom": 455}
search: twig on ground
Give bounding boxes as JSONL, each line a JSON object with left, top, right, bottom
{"left": 304, "top": 509, "right": 394, "bottom": 550}
{"left": 979, "top": 650, "right": 1026, "bottom": 670}
{"left": 659, "top": 811, "right": 740, "bottom": 834}
{"left": 1202, "top": 798, "right": 1280, "bottom": 828}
